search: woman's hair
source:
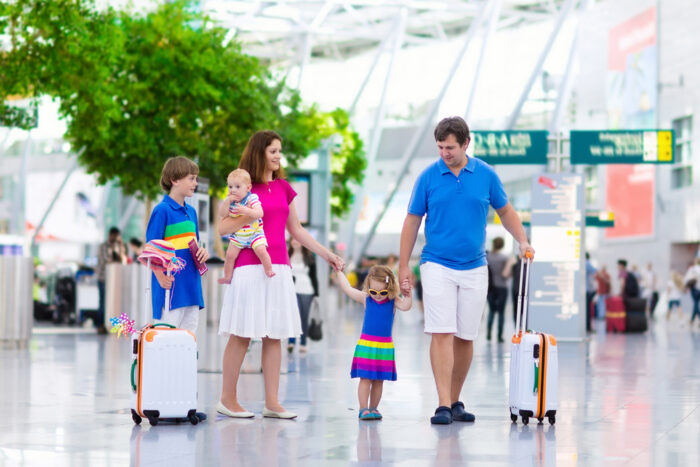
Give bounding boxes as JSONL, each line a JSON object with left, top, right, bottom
{"left": 160, "top": 156, "right": 199, "bottom": 192}
{"left": 362, "top": 265, "right": 399, "bottom": 300}
{"left": 238, "top": 130, "right": 285, "bottom": 184}
{"left": 672, "top": 272, "right": 684, "bottom": 289}
{"left": 288, "top": 241, "right": 315, "bottom": 267}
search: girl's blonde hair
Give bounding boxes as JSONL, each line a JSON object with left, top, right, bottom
{"left": 672, "top": 271, "right": 684, "bottom": 289}
{"left": 362, "top": 265, "right": 399, "bottom": 300}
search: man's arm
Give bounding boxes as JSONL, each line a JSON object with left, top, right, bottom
{"left": 399, "top": 214, "right": 423, "bottom": 295}
{"left": 496, "top": 203, "right": 535, "bottom": 260}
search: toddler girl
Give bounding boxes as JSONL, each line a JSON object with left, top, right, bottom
{"left": 218, "top": 169, "right": 274, "bottom": 284}
{"left": 336, "top": 265, "right": 412, "bottom": 420}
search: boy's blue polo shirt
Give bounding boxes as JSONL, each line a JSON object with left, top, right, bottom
{"left": 146, "top": 195, "right": 204, "bottom": 319}
{"left": 407, "top": 156, "right": 508, "bottom": 270}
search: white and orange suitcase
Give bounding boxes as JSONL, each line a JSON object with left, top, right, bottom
{"left": 130, "top": 264, "right": 199, "bottom": 426}
{"left": 508, "top": 256, "right": 558, "bottom": 425}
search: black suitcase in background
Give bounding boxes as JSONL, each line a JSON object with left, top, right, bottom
{"left": 623, "top": 297, "right": 648, "bottom": 332}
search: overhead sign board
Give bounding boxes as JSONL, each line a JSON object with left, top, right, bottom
{"left": 570, "top": 130, "right": 674, "bottom": 164}
{"left": 472, "top": 130, "right": 548, "bottom": 165}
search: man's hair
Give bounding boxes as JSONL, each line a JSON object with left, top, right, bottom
{"left": 492, "top": 237, "right": 504, "bottom": 251}
{"left": 109, "top": 227, "right": 120, "bottom": 236}
{"left": 617, "top": 259, "right": 627, "bottom": 268}
{"left": 227, "top": 168, "right": 252, "bottom": 186}
{"left": 129, "top": 238, "right": 142, "bottom": 248}
{"left": 434, "top": 116, "right": 471, "bottom": 146}
{"left": 585, "top": 252, "right": 590, "bottom": 260}
{"left": 160, "top": 156, "right": 199, "bottom": 192}
{"left": 238, "top": 130, "right": 284, "bottom": 184}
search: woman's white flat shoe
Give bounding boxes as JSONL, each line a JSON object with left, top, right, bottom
{"left": 263, "top": 407, "right": 297, "bottom": 419}
{"left": 217, "top": 402, "right": 254, "bottom": 418}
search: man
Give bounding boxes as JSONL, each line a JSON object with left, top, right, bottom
{"left": 398, "top": 116, "right": 534, "bottom": 425}
{"left": 96, "top": 227, "right": 127, "bottom": 334}
{"left": 585, "top": 253, "right": 597, "bottom": 332}
{"left": 617, "top": 259, "right": 639, "bottom": 299}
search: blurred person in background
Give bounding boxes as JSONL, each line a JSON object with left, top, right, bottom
{"left": 486, "top": 237, "right": 508, "bottom": 343}
{"left": 287, "top": 238, "right": 318, "bottom": 353}
{"left": 96, "top": 227, "right": 127, "bottom": 334}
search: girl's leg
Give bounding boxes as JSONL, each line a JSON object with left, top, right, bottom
{"left": 261, "top": 337, "right": 285, "bottom": 412}
{"left": 218, "top": 244, "right": 242, "bottom": 284}
{"left": 358, "top": 378, "right": 371, "bottom": 409}
{"left": 220, "top": 335, "right": 251, "bottom": 411}
{"left": 369, "top": 380, "right": 384, "bottom": 409}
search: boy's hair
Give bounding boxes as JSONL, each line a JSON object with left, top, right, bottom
{"left": 238, "top": 130, "right": 285, "bottom": 184}
{"left": 362, "top": 265, "right": 399, "bottom": 300}
{"left": 160, "top": 156, "right": 199, "bottom": 192}
{"left": 227, "top": 168, "right": 251, "bottom": 186}
{"left": 617, "top": 259, "right": 628, "bottom": 268}
{"left": 434, "top": 116, "right": 470, "bottom": 146}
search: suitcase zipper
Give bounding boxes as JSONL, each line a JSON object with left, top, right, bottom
{"left": 537, "top": 333, "right": 547, "bottom": 419}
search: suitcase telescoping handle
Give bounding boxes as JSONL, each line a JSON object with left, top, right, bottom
{"left": 514, "top": 252, "right": 533, "bottom": 337}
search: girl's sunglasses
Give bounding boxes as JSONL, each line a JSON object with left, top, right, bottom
{"left": 368, "top": 289, "right": 389, "bottom": 297}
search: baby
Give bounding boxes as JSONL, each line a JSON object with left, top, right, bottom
{"left": 217, "top": 169, "right": 274, "bottom": 284}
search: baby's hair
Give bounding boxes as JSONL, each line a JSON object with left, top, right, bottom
{"left": 362, "top": 265, "right": 399, "bottom": 300}
{"left": 227, "top": 168, "right": 251, "bottom": 185}
{"left": 160, "top": 156, "right": 199, "bottom": 192}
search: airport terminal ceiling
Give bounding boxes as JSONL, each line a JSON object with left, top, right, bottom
{"left": 203, "top": 0, "right": 575, "bottom": 64}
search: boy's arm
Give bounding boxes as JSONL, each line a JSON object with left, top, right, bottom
{"left": 395, "top": 293, "right": 413, "bottom": 311}
{"left": 336, "top": 271, "right": 367, "bottom": 304}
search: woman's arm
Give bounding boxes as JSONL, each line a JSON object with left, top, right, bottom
{"left": 336, "top": 269, "right": 367, "bottom": 304}
{"left": 395, "top": 293, "right": 413, "bottom": 311}
{"left": 219, "top": 215, "right": 256, "bottom": 236}
{"left": 218, "top": 196, "right": 233, "bottom": 219}
{"left": 287, "top": 201, "right": 344, "bottom": 271}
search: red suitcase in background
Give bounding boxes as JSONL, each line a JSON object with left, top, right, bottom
{"left": 605, "top": 296, "right": 626, "bottom": 333}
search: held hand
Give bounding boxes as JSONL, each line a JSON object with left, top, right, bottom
{"left": 196, "top": 247, "right": 209, "bottom": 263}
{"left": 398, "top": 265, "right": 411, "bottom": 296}
{"left": 156, "top": 274, "right": 174, "bottom": 290}
{"left": 519, "top": 243, "right": 535, "bottom": 261}
{"left": 326, "top": 253, "right": 345, "bottom": 272}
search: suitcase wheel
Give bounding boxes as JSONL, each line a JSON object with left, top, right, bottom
{"left": 522, "top": 416, "right": 529, "bottom": 425}
{"left": 148, "top": 417, "right": 159, "bottom": 426}
{"left": 189, "top": 414, "right": 199, "bottom": 425}
{"left": 548, "top": 416, "right": 556, "bottom": 425}
{"left": 131, "top": 409, "right": 142, "bottom": 425}
{"left": 510, "top": 414, "right": 517, "bottom": 423}
{"left": 537, "top": 417, "right": 544, "bottom": 424}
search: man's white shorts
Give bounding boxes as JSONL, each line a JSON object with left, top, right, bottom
{"left": 420, "top": 262, "right": 488, "bottom": 340}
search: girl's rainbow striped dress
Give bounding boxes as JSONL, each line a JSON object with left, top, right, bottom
{"left": 350, "top": 296, "right": 397, "bottom": 381}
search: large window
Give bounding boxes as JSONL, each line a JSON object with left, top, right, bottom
{"left": 671, "top": 116, "right": 693, "bottom": 189}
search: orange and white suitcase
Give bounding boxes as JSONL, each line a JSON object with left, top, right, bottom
{"left": 130, "top": 265, "right": 199, "bottom": 426}
{"left": 508, "top": 256, "right": 558, "bottom": 425}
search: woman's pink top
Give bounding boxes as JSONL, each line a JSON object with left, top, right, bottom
{"left": 234, "top": 179, "right": 297, "bottom": 267}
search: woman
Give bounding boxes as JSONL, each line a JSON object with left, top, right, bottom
{"left": 217, "top": 130, "right": 344, "bottom": 419}
{"left": 287, "top": 238, "right": 318, "bottom": 353}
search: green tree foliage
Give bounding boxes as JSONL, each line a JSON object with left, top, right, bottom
{"left": 0, "top": 0, "right": 364, "bottom": 217}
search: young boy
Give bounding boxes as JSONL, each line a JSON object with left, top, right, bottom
{"left": 146, "top": 156, "right": 209, "bottom": 331}
{"left": 217, "top": 168, "right": 274, "bottom": 284}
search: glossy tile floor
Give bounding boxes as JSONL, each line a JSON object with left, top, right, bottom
{"left": 1, "top": 297, "right": 699, "bottom": 467}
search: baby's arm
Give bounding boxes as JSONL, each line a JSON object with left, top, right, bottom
{"left": 219, "top": 195, "right": 235, "bottom": 219}
{"left": 235, "top": 203, "right": 263, "bottom": 219}
{"left": 395, "top": 292, "right": 413, "bottom": 312}
{"left": 336, "top": 271, "right": 367, "bottom": 304}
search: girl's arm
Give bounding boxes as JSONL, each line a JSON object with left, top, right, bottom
{"left": 287, "top": 201, "right": 344, "bottom": 272}
{"left": 395, "top": 293, "right": 413, "bottom": 311}
{"left": 336, "top": 269, "right": 367, "bottom": 304}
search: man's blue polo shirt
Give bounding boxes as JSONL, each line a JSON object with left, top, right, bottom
{"left": 146, "top": 194, "right": 204, "bottom": 319}
{"left": 407, "top": 157, "right": 508, "bottom": 270}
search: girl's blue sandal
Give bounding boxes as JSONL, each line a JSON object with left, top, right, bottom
{"left": 359, "top": 408, "right": 374, "bottom": 420}
{"left": 369, "top": 408, "right": 382, "bottom": 420}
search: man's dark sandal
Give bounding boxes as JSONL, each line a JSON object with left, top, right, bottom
{"left": 451, "top": 401, "right": 475, "bottom": 422}
{"left": 430, "top": 406, "right": 453, "bottom": 425}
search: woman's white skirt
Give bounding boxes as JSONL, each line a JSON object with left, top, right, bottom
{"left": 218, "top": 264, "right": 302, "bottom": 339}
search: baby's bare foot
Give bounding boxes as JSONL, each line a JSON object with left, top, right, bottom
{"left": 217, "top": 276, "right": 232, "bottom": 284}
{"left": 265, "top": 269, "right": 276, "bottom": 278}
